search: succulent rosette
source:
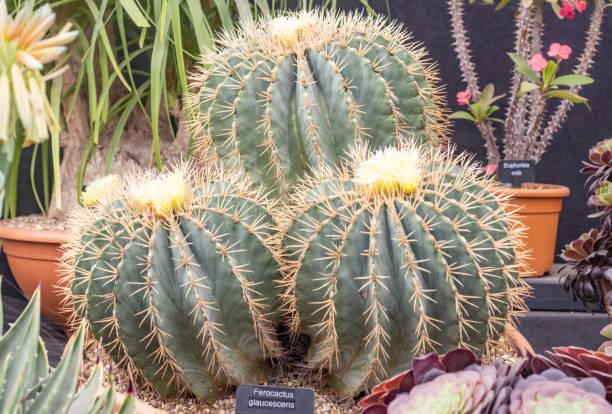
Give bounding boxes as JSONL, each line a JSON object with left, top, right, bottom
{"left": 590, "top": 181, "right": 612, "bottom": 213}
{"left": 359, "top": 349, "right": 526, "bottom": 413}
{"left": 499, "top": 368, "right": 612, "bottom": 414}
{"left": 530, "top": 346, "right": 612, "bottom": 402}
{"left": 559, "top": 229, "right": 612, "bottom": 310}
{"left": 582, "top": 138, "right": 612, "bottom": 192}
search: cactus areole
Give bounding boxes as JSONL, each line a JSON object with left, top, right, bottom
{"left": 62, "top": 166, "right": 283, "bottom": 401}
{"left": 188, "top": 10, "right": 449, "bottom": 198}
{"left": 281, "top": 141, "right": 529, "bottom": 396}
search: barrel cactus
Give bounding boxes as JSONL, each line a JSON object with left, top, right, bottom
{"left": 188, "top": 10, "right": 449, "bottom": 198}
{"left": 61, "top": 165, "right": 283, "bottom": 402}
{"left": 280, "top": 140, "right": 529, "bottom": 396}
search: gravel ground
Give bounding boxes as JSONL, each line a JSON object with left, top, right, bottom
{"left": 81, "top": 337, "right": 517, "bottom": 413}
{"left": 0, "top": 214, "right": 70, "bottom": 231}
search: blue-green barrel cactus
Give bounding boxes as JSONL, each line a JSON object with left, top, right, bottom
{"left": 61, "top": 166, "right": 283, "bottom": 402}
{"left": 188, "top": 10, "right": 449, "bottom": 198}
{"left": 280, "top": 141, "right": 529, "bottom": 396}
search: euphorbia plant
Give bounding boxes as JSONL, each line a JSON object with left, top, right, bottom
{"left": 448, "top": 0, "right": 607, "bottom": 166}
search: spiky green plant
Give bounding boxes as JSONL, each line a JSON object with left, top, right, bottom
{"left": 280, "top": 140, "right": 529, "bottom": 396}
{"left": 0, "top": 277, "right": 137, "bottom": 414}
{"left": 61, "top": 165, "right": 283, "bottom": 402}
{"left": 188, "top": 10, "right": 449, "bottom": 199}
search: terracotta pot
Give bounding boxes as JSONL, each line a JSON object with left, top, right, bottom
{"left": 493, "top": 183, "right": 570, "bottom": 277}
{"left": 505, "top": 322, "right": 535, "bottom": 358}
{"left": 0, "top": 225, "right": 71, "bottom": 329}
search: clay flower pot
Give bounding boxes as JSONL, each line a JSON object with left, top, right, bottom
{"left": 0, "top": 225, "right": 71, "bottom": 329}
{"left": 493, "top": 183, "right": 570, "bottom": 277}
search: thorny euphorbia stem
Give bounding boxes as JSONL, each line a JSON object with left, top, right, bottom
{"left": 504, "top": 5, "right": 534, "bottom": 159}
{"left": 522, "top": 4, "right": 545, "bottom": 159}
{"left": 525, "top": 92, "right": 547, "bottom": 158}
{"left": 448, "top": 0, "right": 481, "bottom": 99}
{"left": 477, "top": 122, "right": 501, "bottom": 165}
{"left": 448, "top": 0, "right": 499, "bottom": 163}
{"left": 535, "top": 0, "right": 605, "bottom": 162}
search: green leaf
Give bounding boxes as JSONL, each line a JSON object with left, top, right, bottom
{"left": 150, "top": 1, "right": 171, "bottom": 171}
{"left": 518, "top": 81, "right": 539, "bottom": 97}
{"left": 551, "top": 74, "right": 595, "bottom": 86}
{"left": 117, "top": 0, "right": 150, "bottom": 27}
{"left": 0, "top": 289, "right": 40, "bottom": 414}
{"left": 117, "top": 393, "right": 137, "bottom": 414}
{"left": 213, "top": 0, "right": 235, "bottom": 34}
{"left": 449, "top": 111, "right": 476, "bottom": 121}
{"left": 508, "top": 53, "right": 542, "bottom": 84}
{"left": 185, "top": 0, "right": 214, "bottom": 52}
{"left": 67, "top": 362, "right": 104, "bottom": 414}
{"left": 601, "top": 323, "right": 612, "bottom": 340}
{"left": 24, "top": 323, "right": 85, "bottom": 414}
{"left": 495, "top": 0, "right": 512, "bottom": 10}
{"left": 542, "top": 60, "right": 557, "bottom": 86}
{"left": 487, "top": 105, "right": 500, "bottom": 115}
{"left": 547, "top": 89, "right": 589, "bottom": 104}
{"left": 480, "top": 83, "right": 495, "bottom": 107}
{"left": 50, "top": 76, "right": 62, "bottom": 210}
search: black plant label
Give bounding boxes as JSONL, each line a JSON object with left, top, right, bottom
{"left": 235, "top": 384, "right": 315, "bottom": 414}
{"left": 498, "top": 160, "right": 536, "bottom": 187}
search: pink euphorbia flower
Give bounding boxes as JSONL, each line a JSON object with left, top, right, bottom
{"left": 548, "top": 43, "right": 572, "bottom": 60}
{"left": 456, "top": 88, "right": 471, "bottom": 105}
{"left": 485, "top": 164, "right": 497, "bottom": 175}
{"left": 560, "top": 1, "right": 576, "bottom": 19}
{"left": 528, "top": 53, "right": 548, "bottom": 72}
{"left": 573, "top": 0, "right": 587, "bottom": 13}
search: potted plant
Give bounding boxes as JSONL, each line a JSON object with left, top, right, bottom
{"left": 447, "top": 0, "right": 608, "bottom": 276}
{"left": 559, "top": 137, "right": 612, "bottom": 321}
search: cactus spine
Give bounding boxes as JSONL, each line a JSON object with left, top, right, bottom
{"left": 280, "top": 141, "right": 529, "bottom": 396}
{"left": 62, "top": 165, "right": 283, "bottom": 402}
{"left": 188, "top": 10, "right": 449, "bottom": 198}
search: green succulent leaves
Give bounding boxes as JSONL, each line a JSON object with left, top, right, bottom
{"left": 0, "top": 277, "right": 136, "bottom": 414}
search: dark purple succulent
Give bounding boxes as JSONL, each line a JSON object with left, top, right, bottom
{"left": 559, "top": 229, "right": 612, "bottom": 310}
{"left": 582, "top": 138, "right": 612, "bottom": 193}
{"left": 528, "top": 346, "right": 612, "bottom": 402}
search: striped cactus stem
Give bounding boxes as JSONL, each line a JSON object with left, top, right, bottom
{"left": 60, "top": 165, "right": 283, "bottom": 402}
{"left": 279, "top": 140, "right": 529, "bottom": 396}
{"left": 187, "top": 10, "right": 449, "bottom": 198}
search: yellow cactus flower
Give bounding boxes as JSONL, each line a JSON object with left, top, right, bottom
{"left": 269, "top": 13, "right": 317, "bottom": 49}
{"left": 0, "top": 0, "right": 77, "bottom": 145}
{"left": 354, "top": 147, "right": 422, "bottom": 197}
{"left": 132, "top": 172, "right": 190, "bottom": 217}
{"left": 81, "top": 175, "right": 120, "bottom": 208}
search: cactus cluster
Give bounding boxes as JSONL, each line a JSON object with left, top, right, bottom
{"left": 280, "top": 141, "right": 529, "bottom": 395}
{"left": 188, "top": 10, "right": 449, "bottom": 198}
{"left": 61, "top": 165, "right": 283, "bottom": 401}
{"left": 59, "top": 8, "right": 531, "bottom": 404}
{"left": 0, "top": 278, "right": 137, "bottom": 414}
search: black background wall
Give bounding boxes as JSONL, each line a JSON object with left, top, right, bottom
{"left": 331, "top": 0, "right": 612, "bottom": 256}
